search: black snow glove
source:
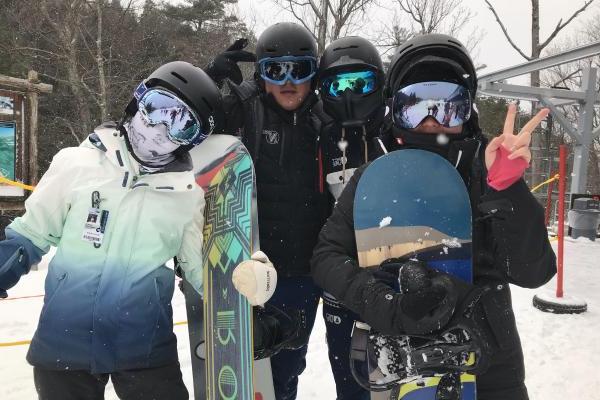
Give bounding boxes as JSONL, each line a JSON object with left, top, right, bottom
{"left": 371, "top": 259, "right": 460, "bottom": 335}
{"left": 252, "top": 303, "right": 308, "bottom": 360}
{"left": 205, "top": 38, "right": 256, "bottom": 87}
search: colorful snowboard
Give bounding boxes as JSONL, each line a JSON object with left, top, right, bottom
{"left": 186, "top": 134, "right": 274, "bottom": 400}
{"left": 353, "top": 149, "right": 476, "bottom": 400}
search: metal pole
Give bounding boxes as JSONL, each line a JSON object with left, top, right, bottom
{"left": 533, "top": 143, "right": 587, "bottom": 314}
{"left": 570, "top": 67, "right": 596, "bottom": 194}
{"left": 478, "top": 41, "right": 600, "bottom": 83}
{"left": 557, "top": 145, "right": 567, "bottom": 298}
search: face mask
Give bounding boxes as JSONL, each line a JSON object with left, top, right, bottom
{"left": 126, "top": 111, "right": 180, "bottom": 168}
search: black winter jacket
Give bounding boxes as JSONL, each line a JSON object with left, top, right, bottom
{"left": 222, "top": 81, "right": 330, "bottom": 277}
{"left": 310, "top": 139, "right": 556, "bottom": 385}
{"left": 321, "top": 109, "right": 389, "bottom": 201}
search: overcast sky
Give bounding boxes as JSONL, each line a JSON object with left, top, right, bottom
{"left": 234, "top": 0, "right": 600, "bottom": 83}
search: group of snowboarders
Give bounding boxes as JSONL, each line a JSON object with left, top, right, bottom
{"left": 0, "top": 20, "right": 556, "bottom": 400}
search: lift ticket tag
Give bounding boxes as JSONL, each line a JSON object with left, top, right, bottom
{"left": 82, "top": 208, "right": 109, "bottom": 245}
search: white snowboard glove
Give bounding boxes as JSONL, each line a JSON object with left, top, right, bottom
{"left": 232, "top": 251, "right": 277, "bottom": 306}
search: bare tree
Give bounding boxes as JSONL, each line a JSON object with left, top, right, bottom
{"left": 272, "top": 0, "right": 377, "bottom": 53}
{"left": 375, "top": 22, "right": 413, "bottom": 55}
{"left": 40, "top": 0, "right": 93, "bottom": 137}
{"left": 398, "top": 0, "right": 470, "bottom": 35}
{"left": 377, "top": 0, "right": 482, "bottom": 57}
{"left": 95, "top": 0, "right": 108, "bottom": 122}
{"left": 484, "top": 0, "right": 595, "bottom": 87}
{"left": 2, "top": 0, "right": 252, "bottom": 169}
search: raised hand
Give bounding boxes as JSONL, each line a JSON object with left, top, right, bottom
{"left": 485, "top": 104, "right": 550, "bottom": 191}
{"left": 485, "top": 103, "right": 550, "bottom": 170}
{"left": 205, "top": 38, "right": 257, "bottom": 86}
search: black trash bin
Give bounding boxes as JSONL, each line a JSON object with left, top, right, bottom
{"left": 568, "top": 197, "right": 600, "bottom": 241}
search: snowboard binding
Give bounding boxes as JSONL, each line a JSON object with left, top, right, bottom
{"left": 349, "top": 321, "right": 483, "bottom": 395}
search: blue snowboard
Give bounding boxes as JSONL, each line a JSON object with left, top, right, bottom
{"left": 353, "top": 149, "right": 476, "bottom": 400}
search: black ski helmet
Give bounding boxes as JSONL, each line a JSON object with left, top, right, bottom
{"left": 255, "top": 22, "right": 318, "bottom": 62}
{"left": 385, "top": 34, "right": 478, "bottom": 145}
{"left": 385, "top": 34, "right": 477, "bottom": 98}
{"left": 319, "top": 36, "right": 385, "bottom": 127}
{"left": 125, "top": 61, "right": 223, "bottom": 147}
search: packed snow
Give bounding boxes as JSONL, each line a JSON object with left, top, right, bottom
{"left": 0, "top": 237, "right": 598, "bottom": 399}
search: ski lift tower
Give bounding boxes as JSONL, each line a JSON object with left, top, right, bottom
{"left": 478, "top": 41, "right": 600, "bottom": 196}
{"left": 478, "top": 42, "right": 600, "bottom": 315}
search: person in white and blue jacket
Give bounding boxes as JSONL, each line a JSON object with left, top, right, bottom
{"left": 0, "top": 62, "right": 223, "bottom": 400}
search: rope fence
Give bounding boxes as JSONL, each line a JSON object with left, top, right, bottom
{"left": 530, "top": 174, "right": 560, "bottom": 193}
{"left": 0, "top": 176, "right": 35, "bottom": 191}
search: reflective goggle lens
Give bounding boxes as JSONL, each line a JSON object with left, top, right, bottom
{"left": 321, "top": 70, "right": 377, "bottom": 97}
{"left": 392, "top": 81, "right": 471, "bottom": 129}
{"left": 259, "top": 56, "right": 317, "bottom": 85}
{"left": 137, "top": 88, "right": 206, "bottom": 145}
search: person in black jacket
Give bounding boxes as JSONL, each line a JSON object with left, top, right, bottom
{"left": 205, "top": 23, "right": 329, "bottom": 400}
{"left": 317, "top": 36, "right": 388, "bottom": 400}
{"left": 310, "top": 34, "right": 557, "bottom": 400}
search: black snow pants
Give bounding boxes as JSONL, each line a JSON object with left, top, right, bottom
{"left": 33, "top": 362, "right": 188, "bottom": 400}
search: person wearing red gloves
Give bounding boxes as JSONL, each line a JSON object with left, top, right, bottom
{"left": 311, "top": 34, "right": 557, "bottom": 400}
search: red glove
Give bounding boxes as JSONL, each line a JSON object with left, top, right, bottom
{"left": 487, "top": 145, "right": 528, "bottom": 191}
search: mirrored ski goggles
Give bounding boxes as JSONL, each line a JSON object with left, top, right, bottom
{"left": 258, "top": 56, "right": 317, "bottom": 85}
{"left": 134, "top": 82, "right": 207, "bottom": 145}
{"left": 392, "top": 81, "right": 471, "bottom": 129}
{"left": 321, "top": 70, "right": 377, "bottom": 97}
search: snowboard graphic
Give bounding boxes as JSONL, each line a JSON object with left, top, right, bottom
{"left": 186, "top": 134, "right": 274, "bottom": 400}
{"left": 353, "top": 149, "right": 476, "bottom": 400}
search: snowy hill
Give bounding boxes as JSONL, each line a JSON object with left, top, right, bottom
{"left": 1, "top": 237, "right": 598, "bottom": 399}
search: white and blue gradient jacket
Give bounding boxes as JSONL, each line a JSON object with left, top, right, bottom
{"left": 7, "top": 124, "right": 204, "bottom": 373}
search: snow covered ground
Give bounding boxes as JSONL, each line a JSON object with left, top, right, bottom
{"left": 1, "top": 237, "right": 598, "bottom": 399}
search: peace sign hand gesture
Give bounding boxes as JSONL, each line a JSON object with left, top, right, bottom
{"left": 484, "top": 104, "right": 550, "bottom": 191}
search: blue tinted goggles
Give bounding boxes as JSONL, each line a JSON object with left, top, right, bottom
{"left": 392, "top": 81, "right": 471, "bottom": 129}
{"left": 258, "top": 56, "right": 317, "bottom": 85}
{"left": 321, "top": 70, "right": 377, "bottom": 97}
{"left": 134, "top": 82, "right": 208, "bottom": 145}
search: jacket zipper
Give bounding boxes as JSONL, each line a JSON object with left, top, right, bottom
{"left": 318, "top": 145, "right": 324, "bottom": 193}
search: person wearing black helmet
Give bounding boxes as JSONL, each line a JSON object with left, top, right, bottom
{"left": 317, "top": 36, "right": 388, "bottom": 400}
{"left": 0, "top": 61, "right": 223, "bottom": 399}
{"left": 318, "top": 36, "right": 389, "bottom": 198}
{"left": 205, "top": 22, "right": 329, "bottom": 399}
{"left": 311, "top": 34, "right": 556, "bottom": 400}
